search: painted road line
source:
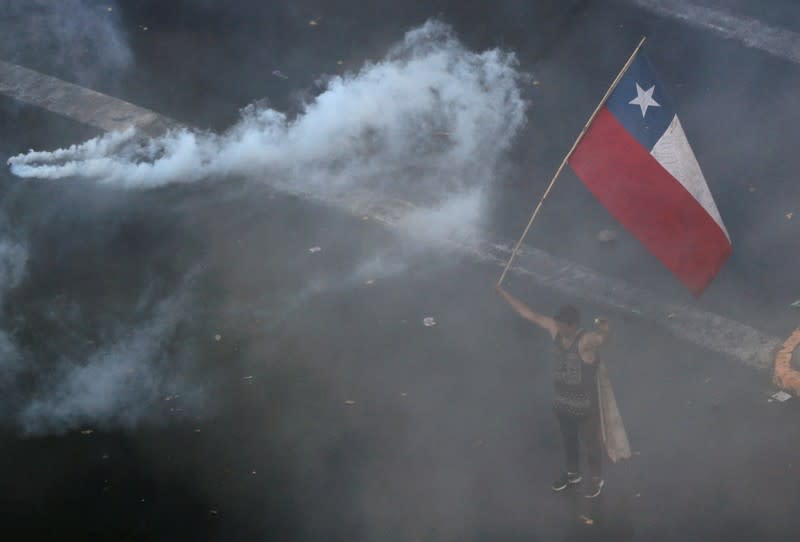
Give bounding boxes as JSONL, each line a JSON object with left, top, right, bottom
{"left": 632, "top": 0, "right": 800, "bottom": 65}
{"left": 0, "top": 60, "right": 782, "bottom": 368}
{"left": 0, "top": 60, "right": 179, "bottom": 136}
{"left": 308, "top": 188, "right": 781, "bottom": 369}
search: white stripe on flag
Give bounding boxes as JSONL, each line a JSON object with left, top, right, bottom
{"left": 651, "top": 115, "right": 730, "bottom": 240}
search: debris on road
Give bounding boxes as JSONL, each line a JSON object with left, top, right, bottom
{"left": 596, "top": 229, "right": 617, "bottom": 242}
{"left": 786, "top": 212, "right": 794, "bottom": 220}
{"left": 272, "top": 70, "right": 288, "bottom": 80}
{"left": 243, "top": 375, "right": 254, "bottom": 380}
{"left": 209, "top": 510, "right": 218, "bottom": 516}
{"left": 344, "top": 400, "right": 356, "bottom": 405}
{"left": 308, "top": 246, "right": 322, "bottom": 253}
{"left": 667, "top": 312, "right": 676, "bottom": 319}
{"left": 579, "top": 515, "right": 594, "bottom": 526}
{"left": 423, "top": 316, "right": 436, "bottom": 327}
{"left": 790, "top": 299, "right": 800, "bottom": 309}
{"left": 308, "top": 18, "right": 320, "bottom": 26}
{"left": 364, "top": 279, "right": 375, "bottom": 285}
{"left": 214, "top": 334, "right": 222, "bottom": 341}
{"left": 80, "top": 429, "right": 94, "bottom": 435}
{"left": 771, "top": 390, "right": 792, "bottom": 402}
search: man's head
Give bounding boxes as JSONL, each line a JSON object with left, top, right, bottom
{"left": 554, "top": 305, "right": 580, "bottom": 337}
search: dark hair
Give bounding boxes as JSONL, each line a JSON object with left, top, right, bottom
{"left": 554, "top": 305, "right": 580, "bottom": 327}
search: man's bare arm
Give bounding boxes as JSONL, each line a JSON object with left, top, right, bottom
{"left": 495, "top": 286, "right": 557, "bottom": 337}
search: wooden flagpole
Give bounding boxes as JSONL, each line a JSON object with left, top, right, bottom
{"left": 496, "top": 36, "right": 647, "bottom": 287}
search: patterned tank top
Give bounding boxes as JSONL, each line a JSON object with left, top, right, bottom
{"left": 552, "top": 330, "right": 598, "bottom": 417}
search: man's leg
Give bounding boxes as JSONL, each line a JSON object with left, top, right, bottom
{"left": 552, "top": 410, "right": 582, "bottom": 491}
{"left": 580, "top": 409, "right": 604, "bottom": 498}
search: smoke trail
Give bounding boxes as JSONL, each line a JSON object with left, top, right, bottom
{"left": 9, "top": 20, "right": 527, "bottom": 242}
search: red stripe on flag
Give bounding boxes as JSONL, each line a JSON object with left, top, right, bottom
{"left": 569, "top": 107, "right": 731, "bottom": 296}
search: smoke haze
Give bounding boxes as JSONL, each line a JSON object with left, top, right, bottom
{"left": 2, "top": 2, "right": 800, "bottom": 541}
{"left": 0, "top": 0, "right": 132, "bottom": 86}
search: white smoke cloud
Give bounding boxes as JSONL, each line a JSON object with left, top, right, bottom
{"left": 17, "top": 287, "right": 190, "bottom": 435}
{"left": 9, "top": 20, "right": 527, "bottom": 243}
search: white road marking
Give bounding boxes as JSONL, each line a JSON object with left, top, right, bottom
{"left": 0, "top": 61, "right": 782, "bottom": 368}
{"left": 0, "top": 60, "right": 178, "bottom": 135}
{"left": 632, "top": 0, "right": 800, "bottom": 65}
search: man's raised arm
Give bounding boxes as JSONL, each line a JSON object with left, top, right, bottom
{"left": 495, "top": 285, "right": 557, "bottom": 337}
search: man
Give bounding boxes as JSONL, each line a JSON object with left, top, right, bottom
{"left": 495, "top": 285, "right": 609, "bottom": 498}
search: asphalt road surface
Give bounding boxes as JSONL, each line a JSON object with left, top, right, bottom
{"left": 1, "top": 1, "right": 799, "bottom": 541}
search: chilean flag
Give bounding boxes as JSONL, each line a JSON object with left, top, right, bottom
{"left": 569, "top": 53, "right": 731, "bottom": 296}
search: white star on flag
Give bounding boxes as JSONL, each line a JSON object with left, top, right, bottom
{"left": 628, "top": 82, "right": 660, "bottom": 117}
